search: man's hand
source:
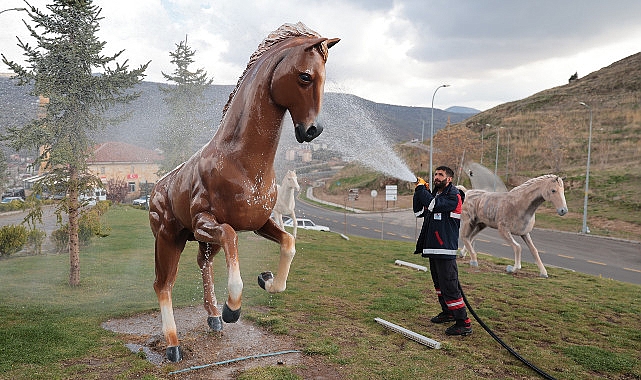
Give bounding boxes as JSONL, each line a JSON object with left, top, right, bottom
{"left": 416, "top": 177, "right": 428, "bottom": 189}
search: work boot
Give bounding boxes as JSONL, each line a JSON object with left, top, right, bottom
{"left": 430, "top": 311, "right": 455, "bottom": 324}
{"left": 445, "top": 321, "right": 472, "bottom": 336}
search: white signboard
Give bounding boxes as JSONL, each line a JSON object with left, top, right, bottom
{"left": 385, "top": 185, "right": 397, "bottom": 201}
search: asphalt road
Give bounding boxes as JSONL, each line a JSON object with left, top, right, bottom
{"left": 0, "top": 206, "right": 60, "bottom": 233}
{"left": 3, "top": 203, "right": 639, "bottom": 285}
{"left": 0, "top": 206, "right": 62, "bottom": 253}
{"left": 294, "top": 199, "right": 641, "bottom": 285}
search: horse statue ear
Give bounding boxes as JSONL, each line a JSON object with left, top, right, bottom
{"left": 303, "top": 37, "right": 340, "bottom": 61}
{"left": 326, "top": 38, "right": 340, "bottom": 49}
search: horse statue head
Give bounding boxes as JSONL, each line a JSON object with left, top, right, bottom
{"left": 283, "top": 169, "right": 300, "bottom": 192}
{"left": 222, "top": 22, "right": 339, "bottom": 144}
{"left": 538, "top": 175, "right": 568, "bottom": 216}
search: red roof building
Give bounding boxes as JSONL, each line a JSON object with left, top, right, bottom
{"left": 87, "top": 142, "right": 163, "bottom": 194}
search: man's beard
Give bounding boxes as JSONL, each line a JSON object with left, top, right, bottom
{"left": 433, "top": 180, "right": 447, "bottom": 190}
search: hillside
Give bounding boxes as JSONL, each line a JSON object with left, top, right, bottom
{"left": 390, "top": 52, "right": 641, "bottom": 187}
{"left": 455, "top": 52, "right": 641, "bottom": 174}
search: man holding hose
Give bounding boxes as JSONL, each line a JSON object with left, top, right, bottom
{"left": 413, "top": 166, "right": 472, "bottom": 336}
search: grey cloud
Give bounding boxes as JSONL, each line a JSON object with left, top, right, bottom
{"left": 399, "top": 1, "right": 641, "bottom": 70}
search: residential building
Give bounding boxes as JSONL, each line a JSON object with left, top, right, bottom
{"left": 88, "top": 141, "right": 163, "bottom": 196}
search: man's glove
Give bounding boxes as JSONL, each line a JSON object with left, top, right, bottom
{"left": 416, "top": 177, "right": 427, "bottom": 189}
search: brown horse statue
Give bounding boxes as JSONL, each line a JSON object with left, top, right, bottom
{"left": 149, "top": 22, "right": 339, "bottom": 362}
{"left": 459, "top": 175, "right": 568, "bottom": 278}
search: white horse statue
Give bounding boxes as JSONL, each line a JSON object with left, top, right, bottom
{"left": 273, "top": 170, "right": 300, "bottom": 238}
{"left": 459, "top": 174, "right": 568, "bottom": 278}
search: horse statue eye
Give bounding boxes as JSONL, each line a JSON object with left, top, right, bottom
{"left": 551, "top": 189, "right": 556, "bottom": 193}
{"left": 299, "top": 73, "right": 312, "bottom": 83}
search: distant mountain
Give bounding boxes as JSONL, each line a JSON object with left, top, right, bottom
{"left": 0, "top": 77, "right": 472, "bottom": 154}
{"left": 0, "top": 73, "right": 39, "bottom": 141}
{"left": 4, "top": 51, "right": 639, "bottom": 175}
{"left": 446, "top": 106, "right": 480, "bottom": 114}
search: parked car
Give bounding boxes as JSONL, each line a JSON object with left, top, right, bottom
{"left": 50, "top": 193, "right": 66, "bottom": 200}
{"left": 283, "top": 218, "right": 330, "bottom": 232}
{"left": 132, "top": 195, "right": 149, "bottom": 206}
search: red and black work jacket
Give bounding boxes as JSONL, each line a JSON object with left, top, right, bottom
{"left": 413, "top": 182, "right": 463, "bottom": 259}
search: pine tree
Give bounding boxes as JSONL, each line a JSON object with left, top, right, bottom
{"left": 1, "top": 0, "right": 149, "bottom": 286}
{"left": 0, "top": 150, "right": 8, "bottom": 194}
{"left": 157, "top": 36, "right": 213, "bottom": 175}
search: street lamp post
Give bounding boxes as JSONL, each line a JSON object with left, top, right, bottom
{"left": 505, "top": 131, "right": 510, "bottom": 186}
{"left": 429, "top": 84, "right": 449, "bottom": 188}
{"left": 579, "top": 102, "right": 593, "bottom": 234}
{"left": 493, "top": 126, "right": 501, "bottom": 191}
{"left": 480, "top": 126, "right": 484, "bottom": 164}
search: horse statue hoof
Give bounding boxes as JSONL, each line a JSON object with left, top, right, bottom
{"left": 166, "top": 346, "right": 183, "bottom": 362}
{"left": 208, "top": 315, "right": 224, "bottom": 331}
{"left": 258, "top": 271, "right": 274, "bottom": 290}
{"left": 470, "top": 261, "right": 478, "bottom": 267}
{"left": 222, "top": 303, "right": 241, "bottom": 323}
{"left": 506, "top": 265, "right": 516, "bottom": 273}
{"left": 539, "top": 273, "right": 549, "bottom": 279}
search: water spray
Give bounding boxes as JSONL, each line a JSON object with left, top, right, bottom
{"left": 317, "top": 95, "right": 417, "bottom": 183}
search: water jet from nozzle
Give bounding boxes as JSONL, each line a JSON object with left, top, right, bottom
{"left": 317, "top": 95, "right": 418, "bottom": 183}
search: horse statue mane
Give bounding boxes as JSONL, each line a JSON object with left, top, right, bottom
{"left": 510, "top": 174, "right": 560, "bottom": 192}
{"left": 222, "top": 22, "right": 326, "bottom": 119}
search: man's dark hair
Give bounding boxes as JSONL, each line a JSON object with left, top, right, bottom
{"left": 435, "top": 165, "right": 454, "bottom": 178}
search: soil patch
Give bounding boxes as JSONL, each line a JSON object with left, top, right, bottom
{"left": 102, "top": 306, "right": 343, "bottom": 379}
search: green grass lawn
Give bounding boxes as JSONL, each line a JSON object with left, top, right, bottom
{"left": 0, "top": 205, "right": 639, "bottom": 379}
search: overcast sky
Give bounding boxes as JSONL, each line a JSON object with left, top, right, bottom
{"left": 1, "top": 0, "right": 640, "bottom": 111}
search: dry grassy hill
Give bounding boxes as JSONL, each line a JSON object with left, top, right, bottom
{"left": 393, "top": 52, "right": 641, "bottom": 187}
{"left": 457, "top": 52, "right": 641, "bottom": 174}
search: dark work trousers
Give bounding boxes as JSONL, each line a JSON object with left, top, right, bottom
{"left": 429, "top": 257, "right": 468, "bottom": 321}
